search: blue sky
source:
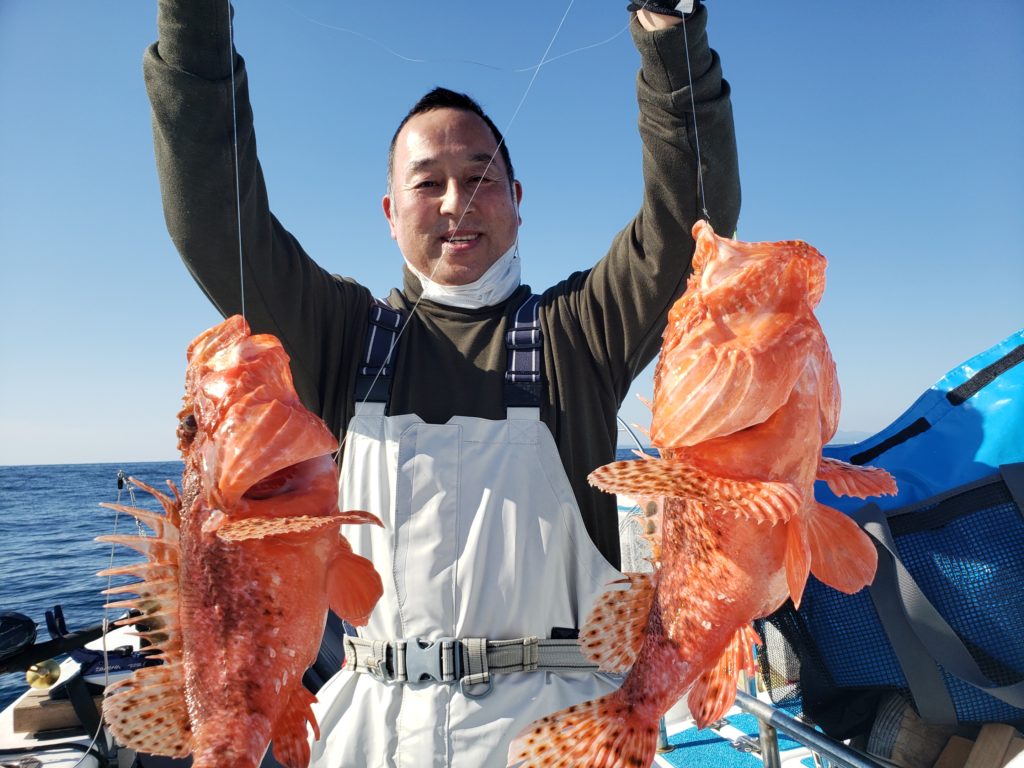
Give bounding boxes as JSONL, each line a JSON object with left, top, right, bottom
{"left": 1, "top": 1, "right": 1021, "bottom": 465}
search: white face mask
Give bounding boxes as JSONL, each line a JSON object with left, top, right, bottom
{"left": 404, "top": 242, "right": 521, "bottom": 309}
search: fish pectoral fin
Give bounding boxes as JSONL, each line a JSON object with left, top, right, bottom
{"left": 806, "top": 502, "right": 879, "bottom": 595}
{"left": 588, "top": 458, "right": 682, "bottom": 498}
{"left": 327, "top": 536, "right": 384, "bottom": 627}
{"left": 270, "top": 684, "right": 319, "bottom": 768}
{"left": 590, "top": 459, "right": 801, "bottom": 524}
{"left": 687, "top": 624, "right": 761, "bottom": 730}
{"left": 580, "top": 573, "right": 658, "bottom": 673}
{"left": 817, "top": 456, "right": 898, "bottom": 498}
{"left": 102, "top": 665, "right": 191, "bottom": 757}
{"left": 216, "top": 514, "right": 342, "bottom": 542}
{"left": 784, "top": 516, "right": 812, "bottom": 608}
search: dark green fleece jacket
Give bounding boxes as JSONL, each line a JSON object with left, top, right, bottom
{"left": 143, "top": 1, "right": 740, "bottom": 568}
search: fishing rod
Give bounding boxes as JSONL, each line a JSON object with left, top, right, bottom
{"left": 0, "top": 606, "right": 140, "bottom": 676}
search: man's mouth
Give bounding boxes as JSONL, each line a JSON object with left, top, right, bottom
{"left": 443, "top": 232, "right": 480, "bottom": 244}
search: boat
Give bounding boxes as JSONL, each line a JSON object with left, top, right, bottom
{"left": 0, "top": 611, "right": 139, "bottom": 768}
{"left": 3, "top": 331, "right": 1022, "bottom": 768}
{"left": 0, "top": 586, "right": 887, "bottom": 768}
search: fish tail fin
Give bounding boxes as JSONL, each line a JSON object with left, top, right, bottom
{"left": 687, "top": 625, "right": 760, "bottom": 729}
{"left": 328, "top": 535, "right": 384, "bottom": 627}
{"left": 507, "top": 691, "right": 658, "bottom": 768}
{"left": 580, "top": 572, "right": 658, "bottom": 672}
{"left": 817, "top": 456, "right": 898, "bottom": 498}
{"left": 270, "top": 684, "right": 319, "bottom": 768}
{"left": 807, "top": 502, "right": 879, "bottom": 594}
{"left": 784, "top": 516, "right": 811, "bottom": 608}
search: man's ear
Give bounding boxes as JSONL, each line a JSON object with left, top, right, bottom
{"left": 382, "top": 194, "right": 398, "bottom": 240}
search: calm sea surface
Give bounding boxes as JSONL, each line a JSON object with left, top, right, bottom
{"left": 0, "top": 451, "right": 647, "bottom": 711}
{"left": 0, "top": 461, "right": 183, "bottom": 710}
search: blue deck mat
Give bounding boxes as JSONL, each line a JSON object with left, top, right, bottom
{"left": 658, "top": 713, "right": 813, "bottom": 768}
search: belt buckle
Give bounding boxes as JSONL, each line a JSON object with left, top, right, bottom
{"left": 405, "top": 637, "right": 460, "bottom": 684}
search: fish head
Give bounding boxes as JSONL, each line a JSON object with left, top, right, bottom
{"left": 179, "top": 316, "right": 340, "bottom": 532}
{"left": 688, "top": 220, "right": 827, "bottom": 314}
{"left": 651, "top": 223, "right": 833, "bottom": 447}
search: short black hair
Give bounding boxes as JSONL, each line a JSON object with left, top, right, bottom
{"left": 387, "top": 87, "right": 515, "bottom": 195}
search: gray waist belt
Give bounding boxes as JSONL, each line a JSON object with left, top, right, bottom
{"left": 342, "top": 635, "right": 599, "bottom": 693}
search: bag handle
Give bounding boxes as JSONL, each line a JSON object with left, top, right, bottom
{"left": 853, "top": 463, "right": 1024, "bottom": 722}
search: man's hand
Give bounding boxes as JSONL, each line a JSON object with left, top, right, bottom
{"left": 627, "top": 1, "right": 697, "bottom": 20}
{"left": 628, "top": 1, "right": 697, "bottom": 30}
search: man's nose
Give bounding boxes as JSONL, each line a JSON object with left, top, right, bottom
{"left": 439, "top": 179, "right": 474, "bottom": 217}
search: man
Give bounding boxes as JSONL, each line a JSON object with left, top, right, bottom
{"left": 144, "top": 0, "right": 739, "bottom": 765}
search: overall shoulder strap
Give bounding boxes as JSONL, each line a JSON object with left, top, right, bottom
{"left": 505, "top": 293, "right": 545, "bottom": 409}
{"left": 354, "top": 298, "right": 405, "bottom": 404}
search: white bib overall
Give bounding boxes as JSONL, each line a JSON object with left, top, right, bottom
{"left": 308, "top": 394, "right": 624, "bottom": 767}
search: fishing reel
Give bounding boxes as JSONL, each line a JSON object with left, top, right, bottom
{"left": 0, "top": 610, "right": 63, "bottom": 689}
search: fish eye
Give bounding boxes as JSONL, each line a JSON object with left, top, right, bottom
{"left": 180, "top": 413, "right": 197, "bottom": 435}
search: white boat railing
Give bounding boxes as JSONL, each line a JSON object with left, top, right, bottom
{"left": 734, "top": 691, "right": 884, "bottom": 768}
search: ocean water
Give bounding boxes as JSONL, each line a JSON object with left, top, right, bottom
{"left": 0, "top": 461, "right": 183, "bottom": 710}
{"left": 0, "top": 451, "right": 647, "bottom": 712}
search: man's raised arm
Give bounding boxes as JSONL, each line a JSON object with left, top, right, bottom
{"left": 143, "top": 0, "right": 370, "bottom": 420}
{"left": 569, "top": 1, "right": 741, "bottom": 398}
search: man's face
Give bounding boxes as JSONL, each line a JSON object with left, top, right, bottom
{"left": 383, "top": 108, "right": 522, "bottom": 287}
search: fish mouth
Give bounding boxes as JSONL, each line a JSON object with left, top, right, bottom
{"left": 243, "top": 464, "right": 299, "bottom": 500}
{"left": 204, "top": 397, "right": 339, "bottom": 514}
{"left": 241, "top": 455, "right": 332, "bottom": 502}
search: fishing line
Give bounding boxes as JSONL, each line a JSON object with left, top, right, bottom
{"left": 280, "top": 0, "right": 631, "bottom": 74}
{"left": 227, "top": 0, "right": 247, "bottom": 321}
{"left": 71, "top": 473, "right": 139, "bottom": 768}
{"left": 679, "top": 8, "right": 710, "bottom": 221}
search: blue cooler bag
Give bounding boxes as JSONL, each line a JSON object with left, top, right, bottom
{"left": 759, "top": 329, "right": 1024, "bottom": 737}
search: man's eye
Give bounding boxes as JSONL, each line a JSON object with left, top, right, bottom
{"left": 414, "top": 180, "right": 439, "bottom": 189}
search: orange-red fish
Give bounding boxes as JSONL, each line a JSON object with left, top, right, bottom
{"left": 97, "top": 315, "right": 384, "bottom": 768}
{"left": 508, "top": 221, "right": 896, "bottom": 768}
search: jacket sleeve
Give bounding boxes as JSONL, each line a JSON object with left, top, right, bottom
{"left": 142, "top": 0, "right": 369, "bottom": 421}
{"left": 547, "top": 4, "right": 741, "bottom": 402}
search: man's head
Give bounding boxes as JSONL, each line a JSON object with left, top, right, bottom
{"left": 383, "top": 88, "right": 523, "bottom": 287}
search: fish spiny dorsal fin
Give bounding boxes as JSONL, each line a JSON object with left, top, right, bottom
{"left": 686, "top": 624, "right": 761, "bottom": 729}
{"left": 817, "top": 456, "right": 898, "bottom": 498}
{"left": 507, "top": 691, "right": 658, "bottom": 768}
{"left": 784, "top": 517, "right": 811, "bottom": 608}
{"left": 96, "top": 481, "right": 188, "bottom": 741}
{"left": 103, "top": 664, "right": 191, "bottom": 757}
{"left": 589, "top": 459, "right": 801, "bottom": 525}
{"left": 98, "top": 561, "right": 177, "bottom": 582}
{"left": 118, "top": 476, "right": 183, "bottom": 527}
{"left": 580, "top": 573, "right": 657, "bottom": 672}
{"left": 270, "top": 684, "right": 320, "bottom": 768}
{"left": 806, "top": 502, "right": 879, "bottom": 594}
